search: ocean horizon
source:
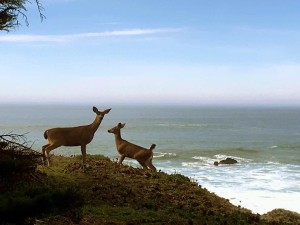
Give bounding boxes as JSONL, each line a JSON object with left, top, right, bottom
{"left": 1, "top": 104, "right": 299, "bottom": 214}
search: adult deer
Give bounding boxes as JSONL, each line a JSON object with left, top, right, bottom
{"left": 108, "top": 123, "right": 156, "bottom": 171}
{"left": 42, "top": 106, "right": 111, "bottom": 166}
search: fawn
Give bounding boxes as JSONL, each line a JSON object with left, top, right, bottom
{"left": 108, "top": 123, "right": 156, "bottom": 171}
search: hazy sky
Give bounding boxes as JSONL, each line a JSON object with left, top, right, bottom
{"left": 1, "top": 0, "right": 300, "bottom": 106}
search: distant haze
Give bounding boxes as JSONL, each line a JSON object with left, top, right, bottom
{"left": 1, "top": 1, "right": 300, "bottom": 106}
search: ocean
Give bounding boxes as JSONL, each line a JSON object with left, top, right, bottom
{"left": 1, "top": 104, "right": 299, "bottom": 214}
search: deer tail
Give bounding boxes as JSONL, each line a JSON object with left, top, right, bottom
{"left": 43, "top": 130, "right": 48, "bottom": 139}
{"left": 149, "top": 144, "right": 156, "bottom": 151}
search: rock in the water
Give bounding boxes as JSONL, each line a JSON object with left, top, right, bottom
{"left": 214, "top": 157, "right": 238, "bottom": 166}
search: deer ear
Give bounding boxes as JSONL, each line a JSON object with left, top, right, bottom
{"left": 93, "top": 106, "right": 98, "bottom": 113}
{"left": 118, "top": 123, "right": 125, "bottom": 128}
{"left": 104, "top": 108, "right": 111, "bottom": 114}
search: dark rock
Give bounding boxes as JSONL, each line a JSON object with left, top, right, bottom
{"left": 214, "top": 157, "right": 238, "bottom": 166}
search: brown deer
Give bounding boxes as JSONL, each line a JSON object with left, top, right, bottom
{"left": 42, "top": 106, "right": 111, "bottom": 166}
{"left": 108, "top": 123, "right": 156, "bottom": 171}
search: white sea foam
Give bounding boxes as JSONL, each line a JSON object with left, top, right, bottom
{"left": 154, "top": 152, "right": 177, "bottom": 158}
{"left": 190, "top": 156, "right": 216, "bottom": 166}
{"left": 164, "top": 158, "right": 300, "bottom": 214}
{"left": 133, "top": 154, "right": 299, "bottom": 210}
{"left": 204, "top": 185, "right": 300, "bottom": 214}
{"left": 190, "top": 154, "right": 252, "bottom": 166}
{"left": 213, "top": 154, "right": 252, "bottom": 163}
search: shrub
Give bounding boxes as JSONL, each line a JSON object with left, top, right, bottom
{"left": 0, "top": 133, "right": 43, "bottom": 176}
{"left": 0, "top": 134, "right": 84, "bottom": 224}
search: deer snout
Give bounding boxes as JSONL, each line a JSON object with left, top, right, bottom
{"left": 108, "top": 129, "right": 113, "bottom": 133}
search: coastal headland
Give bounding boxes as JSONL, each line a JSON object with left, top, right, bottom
{"left": 31, "top": 155, "right": 300, "bottom": 224}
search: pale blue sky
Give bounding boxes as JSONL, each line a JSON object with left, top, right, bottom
{"left": 1, "top": 0, "right": 300, "bottom": 106}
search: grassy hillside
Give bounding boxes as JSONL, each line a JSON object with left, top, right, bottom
{"left": 33, "top": 155, "right": 299, "bottom": 225}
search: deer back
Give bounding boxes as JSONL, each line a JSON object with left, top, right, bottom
{"left": 45, "top": 125, "right": 95, "bottom": 146}
{"left": 118, "top": 141, "right": 152, "bottom": 159}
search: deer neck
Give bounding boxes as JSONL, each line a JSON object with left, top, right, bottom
{"left": 90, "top": 115, "right": 103, "bottom": 132}
{"left": 114, "top": 130, "right": 123, "bottom": 146}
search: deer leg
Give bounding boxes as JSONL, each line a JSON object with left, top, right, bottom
{"left": 147, "top": 163, "right": 157, "bottom": 171}
{"left": 44, "top": 144, "right": 60, "bottom": 166}
{"left": 145, "top": 157, "right": 157, "bottom": 171}
{"left": 118, "top": 155, "right": 125, "bottom": 165}
{"left": 81, "top": 145, "right": 87, "bottom": 165}
{"left": 42, "top": 144, "right": 50, "bottom": 165}
{"left": 138, "top": 160, "right": 148, "bottom": 170}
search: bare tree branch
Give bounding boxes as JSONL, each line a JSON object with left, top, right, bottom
{"left": 0, "top": 132, "right": 43, "bottom": 170}
{"left": 35, "top": 0, "right": 45, "bottom": 21}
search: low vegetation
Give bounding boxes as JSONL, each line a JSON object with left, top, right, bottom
{"left": 1, "top": 134, "right": 299, "bottom": 224}
{"left": 0, "top": 134, "right": 83, "bottom": 225}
